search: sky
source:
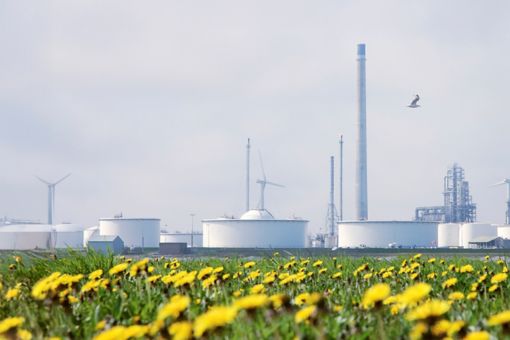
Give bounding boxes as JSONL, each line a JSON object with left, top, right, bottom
{"left": 1, "top": 1, "right": 510, "bottom": 234}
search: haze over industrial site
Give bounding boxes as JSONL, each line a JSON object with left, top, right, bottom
{"left": 1, "top": 1, "right": 510, "bottom": 236}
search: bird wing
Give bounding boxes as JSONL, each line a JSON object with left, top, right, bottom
{"left": 410, "top": 95, "right": 420, "bottom": 106}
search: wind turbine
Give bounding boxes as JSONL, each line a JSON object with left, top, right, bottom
{"left": 36, "top": 173, "right": 71, "bottom": 225}
{"left": 256, "top": 152, "right": 284, "bottom": 211}
{"left": 491, "top": 179, "right": 510, "bottom": 224}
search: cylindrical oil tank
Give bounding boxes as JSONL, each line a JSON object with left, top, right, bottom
{"left": 497, "top": 225, "right": 510, "bottom": 239}
{"left": 437, "top": 223, "right": 460, "bottom": 248}
{"left": 53, "top": 224, "right": 85, "bottom": 248}
{"left": 337, "top": 221, "right": 438, "bottom": 248}
{"left": 99, "top": 218, "right": 160, "bottom": 249}
{"left": 459, "top": 223, "right": 498, "bottom": 248}
{"left": 83, "top": 226, "right": 99, "bottom": 247}
{"left": 160, "top": 233, "right": 203, "bottom": 247}
{"left": 0, "top": 225, "right": 52, "bottom": 250}
{"left": 202, "top": 210, "right": 308, "bottom": 248}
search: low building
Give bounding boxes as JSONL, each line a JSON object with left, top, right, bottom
{"left": 88, "top": 235, "right": 124, "bottom": 254}
{"left": 468, "top": 236, "right": 510, "bottom": 249}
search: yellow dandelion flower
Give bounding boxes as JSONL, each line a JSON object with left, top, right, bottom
{"left": 157, "top": 295, "right": 191, "bottom": 321}
{"left": 312, "top": 260, "right": 323, "bottom": 267}
{"left": 464, "top": 331, "right": 490, "bottom": 340}
{"left": 95, "top": 320, "right": 106, "bottom": 331}
{"left": 0, "top": 317, "right": 24, "bottom": 334}
{"left": 478, "top": 273, "right": 487, "bottom": 283}
{"left": 93, "top": 326, "right": 126, "bottom": 340}
{"left": 428, "top": 258, "right": 436, "bottom": 263}
{"left": 406, "top": 299, "right": 450, "bottom": 321}
{"left": 448, "top": 292, "right": 464, "bottom": 301}
{"left": 400, "top": 282, "right": 431, "bottom": 305}
{"left": 427, "top": 272, "right": 437, "bottom": 279}
{"left": 263, "top": 275, "right": 275, "bottom": 284}
{"left": 17, "top": 329, "right": 32, "bottom": 340}
{"left": 243, "top": 261, "right": 256, "bottom": 269}
{"left": 442, "top": 277, "right": 458, "bottom": 289}
{"left": 198, "top": 267, "right": 214, "bottom": 280}
{"left": 460, "top": 264, "right": 474, "bottom": 273}
{"left": 491, "top": 272, "right": 508, "bottom": 284}
{"left": 233, "top": 294, "right": 269, "bottom": 310}
{"left": 295, "top": 305, "right": 317, "bottom": 324}
{"left": 108, "top": 263, "right": 129, "bottom": 276}
{"left": 202, "top": 275, "right": 217, "bottom": 289}
{"left": 363, "top": 273, "right": 373, "bottom": 280}
{"left": 250, "top": 284, "right": 265, "bottom": 294}
{"left": 409, "top": 322, "right": 428, "bottom": 340}
{"left": 168, "top": 321, "right": 192, "bottom": 340}
{"left": 467, "top": 292, "right": 478, "bottom": 300}
{"left": 332, "top": 272, "right": 342, "bottom": 279}
{"left": 361, "top": 283, "right": 390, "bottom": 309}
{"left": 5, "top": 288, "right": 20, "bottom": 300}
{"left": 88, "top": 269, "right": 103, "bottom": 280}
{"left": 233, "top": 289, "right": 243, "bottom": 298}
{"left": 123, "top": 325, "right": 148, "bottom": 339}
{"left": 193, "top": 306, "right": 238, "bottom": 338}
{"left": 269, "top": 294, "right": 287, "bottom": 309}
{"left": 488, "top": 310, "right": 510, "bottom": 326}
{"left": 489, "top": 284, "right": 499, "bottom": 292}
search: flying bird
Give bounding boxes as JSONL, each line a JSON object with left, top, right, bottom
{"left": 408, "top": 94, "right": 420, "bottom": 108}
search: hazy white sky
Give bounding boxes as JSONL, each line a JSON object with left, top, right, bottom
{"left": 1, "top": 1, "right": 510, "bottom": 234}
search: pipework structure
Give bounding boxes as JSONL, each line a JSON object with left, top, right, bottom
{"left": 355, "top": 43, "right": 368, "bottom": 220}
{"left": 491, "top": 179, "right": 510, "bottom": 224}
{"left": 415, "top": 164, "right": 476, "bottom": 223}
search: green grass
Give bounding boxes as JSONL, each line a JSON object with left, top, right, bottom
{"left": 0, "top": 251, "right": 509, "bottom": 339}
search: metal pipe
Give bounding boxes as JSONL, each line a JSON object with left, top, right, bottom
{"left": 356, "top": 43, "right": 368, "bottom": 220}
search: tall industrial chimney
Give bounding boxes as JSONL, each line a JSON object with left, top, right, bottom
{"left": 356, "top": 43, "right": 368, "bottom": 220}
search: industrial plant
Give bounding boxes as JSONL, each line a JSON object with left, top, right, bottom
{"left": 1, "top": 43, "right": 509, "bottom": 252}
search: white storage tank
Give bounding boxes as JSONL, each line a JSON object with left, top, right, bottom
{"left": 497, "top": 225, "right": 510, "bottom": 239}
{"left": 0, "top": 224, "right": 52, "bottom": 250}
{"left": 83, "top": 226, "right": 99, "bottom": 247}
{"left": 459, "top": 223, "right": 498, "bottom": 248}
{"left": 99, "top": 218, "right": 160, "bottom": 249}
{"left": 160, "top": 233, "right": 203, "bottom": 247}
{"left": 437, "top": 223, "right": 461, "bottom": 248}
{"left": 53, "top": 224, "right": 85, "bottom": 249}
{"left": 202, "top": 210, "right": 308, "bottom": 248}
{"left": 337, "top": 221, "right": 438, "bottom": 248}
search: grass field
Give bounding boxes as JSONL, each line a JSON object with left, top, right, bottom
{"left": 0, "top": 250, "right": 509, "bottom": 339}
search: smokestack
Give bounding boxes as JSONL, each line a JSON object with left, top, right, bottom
{"left": 339, "top": 134, "right": 343, "bottom": 221}
{"left": 356, "top": 43, "right": 368, "bottom": 220}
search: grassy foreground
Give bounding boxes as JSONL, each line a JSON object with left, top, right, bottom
{"left": 0, "top": 251, "right": 510, "bottom": 339}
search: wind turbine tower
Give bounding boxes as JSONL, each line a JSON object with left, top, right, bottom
{"left": 36, "top": 174, "right": 71, "bottom": 225}
{"left": 246, "top": 138, "right": 251, "bottom": 212}
{"left": 256, "top": 153, "right": 284, "bottom": 211}
{"left": 491, "top": 179, "right": 510, "bottom": 224}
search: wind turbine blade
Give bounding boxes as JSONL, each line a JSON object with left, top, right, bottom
{"left": 54, "top": 173, "right": 71, "bottom": 185}
{"left": 35, "top": 176, "right": 51, "bottom": 185}
{"left": 490, "top": 181, "right": 507, "bottom": 187}
{"left": 265, "top": 181, "right": 285, "bottom": 188}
